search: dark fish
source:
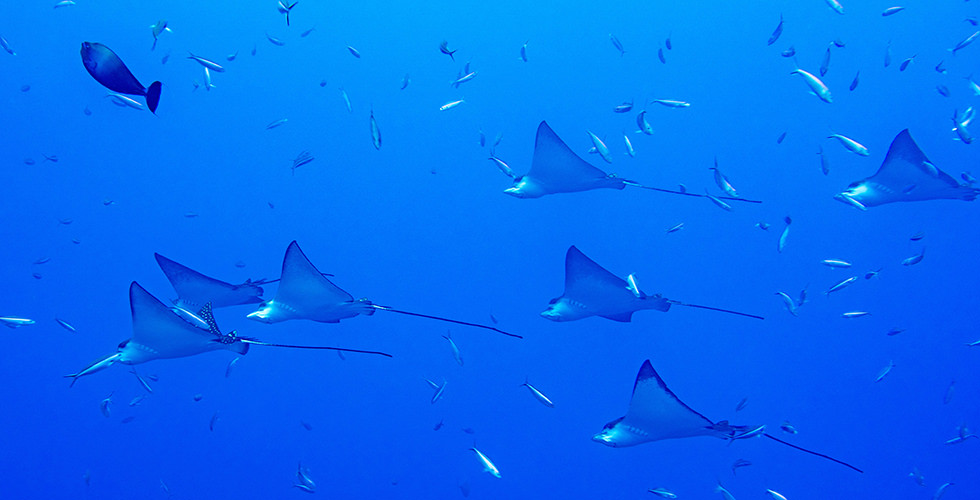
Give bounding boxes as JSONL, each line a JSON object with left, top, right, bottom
{"left": 776, "top": 131, "right": 786, "bottom": 144}
{"left": 439, "top": 40, "right": 456, "bottom": 61}
{"left": 910, "top": 231, "right": 925, "bottom": 241}
{"left": 664, "top": 35, "right": 672, "bottom": 50}
{"left": 80, "top": 42, "right": 161, "bottom": 113}
{"left": 781, "top": 46, "right": 795, "bottom": 57}
{"left": 820, "top": 46, "right": 831, "bottom": 76}
{"left": 882, "top": 6, "right": 904, "bottom": 16}
{"left": 937, "top": 85, "right": 950, "bottom": 97}
{"left": 768, "top": 15, "right": 783, "bottom": 46}
{"left": 832, "top": 39, "right": 845, "bottom": 48}
{"left": 899, "top": 55, "right": 914, "bottom": 72}
{"left": 935, "top": 60, "right": 946, "bottom": 74}
{"left": 301, "top": 420, "right": 313, "bottom": 431}
{"left": 884, "top": 43, "right": 892, "bottom": 67}
{"left": 734, "top": 397, "right": 748, "bottom": 412}
{"left": 657, "top": 48, "right": 665, "bottom": 64}
{"left": 849, "top": 71, "right": 859, "bottom": 91}
{"left": 731, "top": 458, "right": 752, "bottom": 475}
{"left": 433, "top": 419, "right": 444, "bottom": 431}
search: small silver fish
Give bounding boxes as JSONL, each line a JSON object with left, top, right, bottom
{"left": 55, "top": 318, "right": 76, "bottom": 332}
{"left": 340, "top": 88, "right": 352, "bottom": 113}
{"left": 613, "top": 100, "right": 633, "bottom": 113}
{"left": 129, "top": 395, "right": 146, "bottom": 407}
{"left": 951, "top": 31, "right": 979, "bottom": 55}
{"left": 826, "top": 276, "right": 858, "bottom": 295}
{"left": 705, "top": 191, "right": 732, "bottom": 211}
{"left": 666, "top": 222, "right": 684, "bottom": 233}
{"left": 439, "top": 99, "right": 465, "bottom": 111}
{"left": 209, "top": 411, "right": 219, "bottom": 431}
{"left": 882, "top": 6, "right": 904, "bottom": 16}
{"left": 775, "top": 292, "right": 797, "bottom": 316}
{"left": 489, "top": 154, "right": 516, "bottom": 179}
{"left": 470, "top": 447, "right": 501, "bottom": 478}
{"left": 443, "top": 333, "right": 463, "bottom": 366}
{"left": 828, "top": 133, "right": 869, "bottom": 156}
{"left": 735, "top": 397, "right": 748, "bottom": 412}
{"left": 766, "top": 489, "right": 789, "bottom": 500}
{"left": 821, "top": 259, "right": 852, "bottom": 268}
{"left": 842, "top": 311, "right": 870, "bottom": 318}
{"left": 187, "top": 53, "right": 225, "bottom": 72}
{"left": 0, "top": 317, "right": 35, "bottom": 328}
{"left": 346, "top": 45, "right": 361, "bottom": 58}
{"left": 521, "top": 378, "right": 555, "bottom": 408}
{"left": 777, "top": 216, "right": 791, "bottom": 253}
{"left": 651, "top": 99, "right": 690, "bottom": 108}
{"left": 623, "top": 134, "right": 635, "bottom": 157}
{"left": 908, "top": 466, "right": 925, "bottom": 486}
{"left": 791, "top": 67, "right": 832, "bottom": 103}
{"left": 933, "top": 482, "right": 953, "bottom": 500}
{"left": 649, "top": 488, "right": 677, "bottom": 499}
{"left": 400, "top": 74, "right": 410, "bottom": 90}
{"left": 768, "top": 14, "right": 783, "bottom": 46}
{"left": 710, "top": 160, "right": 738, "bottom": 197}
{"left": 519, "top": 40, "right": 528, "bottom": 62}
{"left": 131, "top": 369, "right": 153, "bottom": 393}
{"left": 0, "top": 35, "right": 16, "bottom": 55}
{"left": 780, "top": 421, "right": 798, "bottom": 434}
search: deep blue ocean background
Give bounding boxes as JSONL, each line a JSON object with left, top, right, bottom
{"left": 1, "top": 0, "right": 978, "bottom": 498}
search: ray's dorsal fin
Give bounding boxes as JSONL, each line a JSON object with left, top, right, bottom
{"left": 155, "top": 253, "right": 263, "bottom": 308}
{"left": 530, "top": 121, "right": 621, "bottom": 187}
{"left": 564, "top": 245, "right": 632, "bottom": 300}
{"left": 625, "top": 360, "right": 717, "bottom": 439}
{"left": 873, "top": 129, "right": 961, "bottom": 189}
{"left": 278, "top": 240, "right": 357, "bottom": 306}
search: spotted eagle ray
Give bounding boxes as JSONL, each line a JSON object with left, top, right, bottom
{"left": 836, "top": 129, "right": 980, "bottom": 209}
{"left": 155, "top": 253, "right": 265, "bottom": 311}
{"left": 592, "top": 359, "right": 863, "bottom": 473}
{"left": 503, "top": 121, "right": 761, "bottom": 204}
{"left": 541, "top": 246, "right": 764, "bottom": 322}
{"left": 64, "top": 282, "right": 390, "bottom": 386}
{"left": 246, "top": 241, "right": 521, "bottom": 338}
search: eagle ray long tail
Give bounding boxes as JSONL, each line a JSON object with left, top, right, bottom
{"left": 763, "top": 433, "right": 863, "bottom": 473}
{"left": 667, "top": 300, "right": 765, "bottom": 320}
{"left": 622, "top": 180, "right": 762, "bottom": 204}
{"left": 240, "top": 339, "right": 392, "bottom": 357}
{"left": 371, "top": 305, "right": 523, "bottom": 339}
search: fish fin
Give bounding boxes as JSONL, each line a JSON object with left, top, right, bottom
{"left": 146, "top": 81, "right": 162, "bottom": 113}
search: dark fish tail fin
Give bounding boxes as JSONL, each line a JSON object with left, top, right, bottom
{"left": 146, "top": 81, "right": 162, "bottom": 113}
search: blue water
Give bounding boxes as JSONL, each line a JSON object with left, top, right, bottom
{"left": 1, "top": 0, "right": 978, "bottom": 498}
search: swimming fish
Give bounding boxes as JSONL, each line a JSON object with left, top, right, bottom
{"left": 649, "top": 488, "right": 677, "bottom": 499}
{"left": 346, "top": 45, "right": 361, "bottom": 58}
{"left": 666, "top": 222, "right": 684, "bottom": 233}
{"left": 836, "top": 129, "right": 979, "bottom": 208}
{"left": 705, "top": 191, "right": 733, "bottom": 211}
{"left": 828, "top": 134, "right": 869, "bottom": 156}
{"left": 825, "top": 0, "right": 844, "bottom": 14}
{"left": 777, "top": 217, "right": 791, "bottom": 253}
{"left": 650, "top": 99, "right": 690, "bottom": 108}
{"left": 768, "top": 15, "right": 783, "bottom": 46}
{"left": 775, "top": 292, "right": 798, "bottom": 316}
{"left": 825, "top": 276, "right": 857, "bottom": 295}
{"left": 56, "top": 318, "right": 76, "bottom": 332}
{"left": 64, "top": 352, "right": 121, "bottom": 387}
{"left": 186, "top": 52, "right": 225, "bottom": 72}
{"left": 587, "top": 131, "right": 612, "bottom": 163}
{"left": 0, "top": 317, "right": 35, "bottom": 328}
{"left": 439, "top": 40, "right": 456, "bottom": 61}
{"left": 520, "top": 40, "right": 528, "bottom": 62}
{"left": 0, "top": 35, "right": 15, "bottom": 55}
{"left": 950, "top": 31, "right": 979, "bottom": 55}
{"left": 731, "top": 459, "right": 752, "bottom": 475}
{"left": 443, "top": 332, "right": 463, "bottom": 366}
{"left": 81, "top": 42, "right": 162, "bottom": 113}
{"left": 820, "top": 46, "right": 831, "bottom": 76}
{"left": 521, "top": 378, "right": 554, "bottom": 408}
{"left": 277, "top": 0, "right": 298, "bottom": 26}
{"left": 658, "top": 48, "right": 666, "bottom": 64}
{"left": 149, "top": 20, "right": 170, "bottom": 51}
{"left": 849, "top": 71, "right": 860, "bottom": 91}
{"left": 874, "top": 360, "right": 894, "bottom": 383}
{"left": 489, "top": 154, "right": 516, "bottom": 179}
{"left": 623, "top": 134, "right": 635, "bottom": 157}
{"left": 902, "top": 248, "right": 925, "bottom": 266}
{"left": 370, "top": 110, "right": 381, "bottom": 149}
{"left": 842, "top": 311, "right": 870, "bottom": 318}
{"left": 882, "top": 6, "right": 904, "bottom": 16}
{"left": 710, "top": 159, "right": 738, "bottom": 197}
{"left": 340, "top": 88, "right": 352, "bottom": 113}
{"left": 791, "top": 67, "right": 832, "bottom": 103}
{"left": 821, "top": 259, "right": 851, "bottom": 268}
{"left": 636, "top": 111, "right": 654, "bottom": 135}
{"left": 613, "top": 100, "right": 633, "bottom": 113}
{"left": 609, "top": 34, "right": 625, "bottom": 56}
{"left": 470, "top": 447, "right": 501, "bottom": 478}
{"left": 439, "top": 99, "right": 465, "bottom": 111}
{"left": 400, "top": 73, "right": 410, "bottom": 90}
